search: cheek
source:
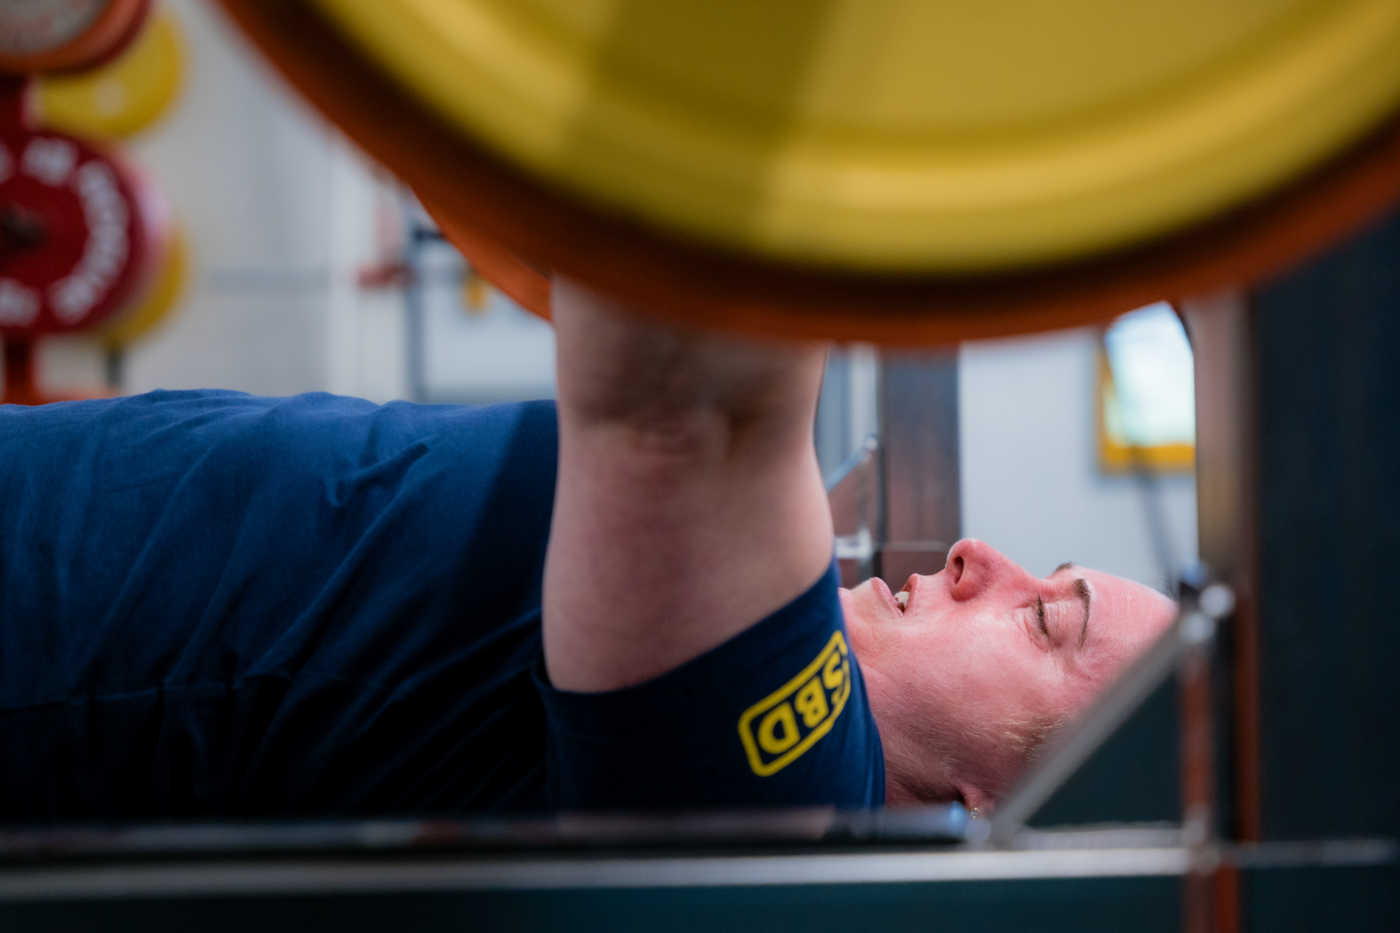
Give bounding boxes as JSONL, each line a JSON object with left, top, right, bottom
{"left": 921, "top": 637, "right": 1062, "bottom": 727}
{"left": 890, "top": 630, "right": 1008, "bottom": 718}
{"left": 872, "top": 610, "right": 1069, "bottom": 728}
{"left": 1056, "top": 670, "right": 1114, "bottom": 722}
{"left": 840, "top": 583, "right": 888, "bottom": 624}
{"left": 901, "top": 608, "right": 1024, "bottom": 683}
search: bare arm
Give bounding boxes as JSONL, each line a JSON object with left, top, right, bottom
{"left": 542, "top": 279, "right": 833, "bottom": 692}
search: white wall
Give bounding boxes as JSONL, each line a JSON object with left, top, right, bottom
{"left": 959, "top": 328, "right": 1198, "bottom": 592}
{"left": 416, "top": 237, "right": 556, "bottom": 404}
{"left": 39, "top": 0, "right": 408, "bottom": 401}
{"left": 127, "top": 0, "right": 407, "bottom": 400}
{"left": 38, "top": 0, "right": 556, "bottom": 405}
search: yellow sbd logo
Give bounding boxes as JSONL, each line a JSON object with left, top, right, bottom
{"left": 738, "top": 631, "right": 852, "bottom": 776}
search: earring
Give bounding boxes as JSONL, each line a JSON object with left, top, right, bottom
{"left": 968, "top": 807, "right": 980, "bottom": 819}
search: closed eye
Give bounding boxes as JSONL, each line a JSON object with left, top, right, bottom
{"left": 1036, "top": 596, "right": 1048, "bottom": 637}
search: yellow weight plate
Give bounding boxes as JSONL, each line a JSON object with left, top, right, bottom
{"left": 308, "top": 0, "right": 1400, "bottom": 273}
{"left": 98, "top": 224, "right": 187, "bottom": 346}
{"left": 37, "top": 8, "right": 184, "bottom": 139}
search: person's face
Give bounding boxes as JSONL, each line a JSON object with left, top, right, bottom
{"left": 840, "top": 538, "right": 1178, "bottom": 809}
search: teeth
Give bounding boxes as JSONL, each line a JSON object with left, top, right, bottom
{"left": 894, "top": 591, "right": 910, "bottom": 609}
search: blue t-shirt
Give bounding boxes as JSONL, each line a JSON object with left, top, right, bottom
{"left": 0, "top": 391, "right": 884, "bottom": 821}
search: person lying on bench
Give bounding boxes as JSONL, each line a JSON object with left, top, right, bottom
{"left": 0, "top": 280, "right": 1177, "bottom": 822}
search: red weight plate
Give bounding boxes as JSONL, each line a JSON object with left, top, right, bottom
{"left": 0, "top": 0, "right": 152, "bottom": 77}
{"left": 0, "top": 126, "right": 165, "bottom": 336}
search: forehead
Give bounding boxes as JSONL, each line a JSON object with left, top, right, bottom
{"left": 1055, "top": 566, "right": 1177, "bottom": 654}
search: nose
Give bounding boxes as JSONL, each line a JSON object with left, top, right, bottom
{"left": 944, "top": 538, "right": 1026, "bottom": 601}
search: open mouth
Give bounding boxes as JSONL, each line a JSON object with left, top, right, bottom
{"left": 870, "top": 576, "right": 905, "bottom": 615}
{"left": 894, "top": 576, "right": 919, "bottom": 612}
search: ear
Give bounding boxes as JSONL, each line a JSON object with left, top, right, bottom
{"left": 960, "top": 784, "right": 996, "bottom": 817}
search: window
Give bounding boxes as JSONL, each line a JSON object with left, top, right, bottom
{"left": 1098, "top": 302, "right": 1195, "bottom": 473}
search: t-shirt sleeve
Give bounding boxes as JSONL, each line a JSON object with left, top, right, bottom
{"left": 534, "top": 561, "right": 886, "bottom": 809}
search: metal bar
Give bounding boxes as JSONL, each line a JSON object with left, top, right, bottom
{"left": 827, "top": 435, "right": 880, "bottom": 585}
{"left": 103, "top": 345, "right": 124, "bottom": 390}
{"left": 0, "top": 849, "right": 1194, "bottom": 900}
{"left": 1179, "top": 615, "right": 1219, "bottom": 933}
{"left": 0, "top": 837, "right": 1392, "bottom": 901}
{"left": 0, "top": 807, "right": 970, "bottom": 862}
{"left": 403, "top": 225, "right": 430, "bottom": 403}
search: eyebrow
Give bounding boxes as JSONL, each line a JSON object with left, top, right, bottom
{"left": 1073, "top": 578, "right": 1091, "bottom": 648}
{"left": 1054, "top": 561, "right": 1077, "bottom": 574}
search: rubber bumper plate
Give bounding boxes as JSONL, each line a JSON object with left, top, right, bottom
{"left": 215, "top": 0, "right": 1400, "bottom": 343}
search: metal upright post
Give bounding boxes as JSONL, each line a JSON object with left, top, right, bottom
{"left": 1178, "top": 289, "right": 1260, "bottom": 933}
{"left": 825, "top": 346, "right": 960, "bottom": 589}
{"left": 874, "top": 350, "right": 962, "bottom": 587}
{"left": 403, "top": 224, "right": 432, "bottom": 404}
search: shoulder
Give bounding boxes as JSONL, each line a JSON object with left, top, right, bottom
{"left": 0, "top": 390, "right": 557, "bottom": 460}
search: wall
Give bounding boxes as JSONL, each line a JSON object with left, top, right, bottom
{"left": 959, "top": 327, "right": 1198, "bottom": 591}
{"left": 414, "top": 233, "right": 556, "bottom": 405}
{"left": 40, "top": 0, "right": 408, "bottom": 402}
